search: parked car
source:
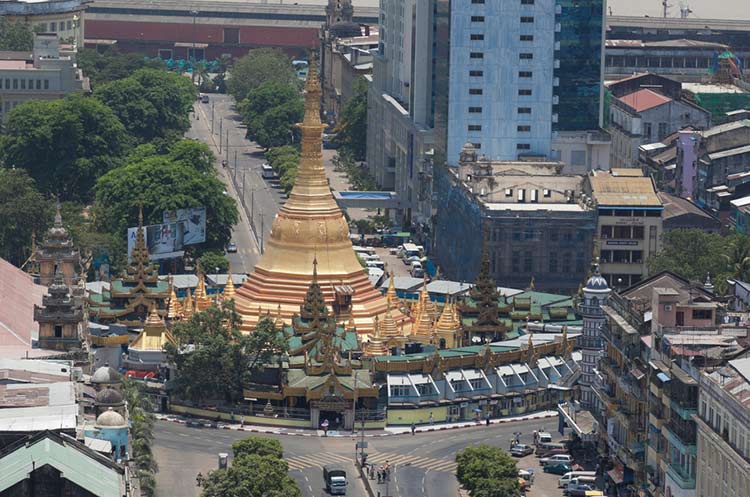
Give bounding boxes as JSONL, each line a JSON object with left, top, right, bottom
{"left": 538, "top": 448, "right": 570, "bottom": 459}
{"left": 540, "top": 454, "right": 573, "bottom": 466}
{"left": 226, "top": 242, "right": 238, "bottom": 253}
{"left": 544, "top": 463, "right": 572, "bottom": 475}
{"left": 510, "top": 444, "right": 535, "bottom": 457}
{"left": 201, "top": 94, "right": 210, "bottom": 103}
{"left": 536, "top": 442, "right": 567, "bottom": 455}
{"left": 559, "top": 471, "right": 596, "bottom": 488}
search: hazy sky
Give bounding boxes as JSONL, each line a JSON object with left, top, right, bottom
{"left": 290, "top": 0, "right": 750, "bottom": 20}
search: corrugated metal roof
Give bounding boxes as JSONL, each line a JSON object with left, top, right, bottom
{"left": 0, "top": 258, "right": 47, "bottom": 352}
{"left": 590, "top": 170, "right": 662, "bottom": 207}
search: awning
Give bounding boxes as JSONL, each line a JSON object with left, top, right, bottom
{"left": 630, "top": 367, "right": 646, "bottom": 380}
{"left": 607, "top": 468, "right": 624, "bottom": 485}
{"left": 174, "top": 42, "right": 209, "bottom": 48}
{"left": 656, "top": 372, "right": 671, "bottom": 383}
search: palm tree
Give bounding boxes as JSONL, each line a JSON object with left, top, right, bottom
{"left": 724, "top": 237, "right": 750, "bottom": 282}
{"left": 123, "top": 379, "right": 159, "bottom": 497}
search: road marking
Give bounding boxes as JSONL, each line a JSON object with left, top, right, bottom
{"left": 285, "top": 452, "right": 352, "bottom": 471}
{"left": 366, "top": 451, "right": 457, "bottom": 474}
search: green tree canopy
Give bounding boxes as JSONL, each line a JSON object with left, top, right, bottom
{"left": 227, "top": 48, "right": 298, "bottom": 103}
{"left": 0, "top": 168, "right": 52, "bottom": 266}
{"left": 240, "top": 81, "right": 303, "bottom": 150}
{"left": 197, "top": 251, "right": 229, "bottom": 274}
{"left": 198, "top": 454, "right": 301, "bottom": 497}
{"left": 455, "top": 445, "right": 519, "bottom": 497}
{"left": 168, "top": 139, "right": 215, "bottom": 174}
{"left": 0, "top": 18, "right": 33, "bottom": 51}
{"left": 93, "top": 155, "right": 237, "bottom": 253}
{"left": 129, "top": 68, "right": 197, "bottom": 139}
{"left": 646, "top": 229, "right": 746, "bottom": 294}
{"left": 77, "top": 47, "right": 166, "bottom": 88}
{"left": 123, "top": 379, "right": 158, "bottom": 497}
{"left": 94, "top": 77, "right": 160, "bottom": 144}
{"left": 0, "top": 95, "right": 128, "bottom": 201}
{"left": 334, "top": 76, "right": 368, "bottom": 161}
{"left": 232, "top": 437, "right": 284, "bottom": 460}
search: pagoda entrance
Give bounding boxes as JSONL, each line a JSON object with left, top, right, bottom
{"left": 311, "top": 399, "right": 353, "bottom": 431}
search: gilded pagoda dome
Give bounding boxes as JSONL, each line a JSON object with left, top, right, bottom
{"left": 95, "top": 407, "right": 127, "bottom": 428}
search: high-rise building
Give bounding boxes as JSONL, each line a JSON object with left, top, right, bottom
{"left": 367, "top": 0, "right": 608, "bottom": 227}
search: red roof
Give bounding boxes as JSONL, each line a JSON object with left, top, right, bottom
{"left": 618, "top": 89, "right": 672, "bottom": 113}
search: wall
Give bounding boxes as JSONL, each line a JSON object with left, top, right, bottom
{"left": 386, "top": 406, "right": 448, "bottom": 425}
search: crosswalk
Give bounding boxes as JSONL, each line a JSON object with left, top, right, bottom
{"left": 284, "top": 451, "right": 457, "bottom": 474}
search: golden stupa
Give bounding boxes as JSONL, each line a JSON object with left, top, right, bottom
{"left": 235, "top": 62, "right": 407, "bottom": 334}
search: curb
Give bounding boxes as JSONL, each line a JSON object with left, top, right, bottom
{"left": 157, "top": 411, "right": 558, "bottom": 438}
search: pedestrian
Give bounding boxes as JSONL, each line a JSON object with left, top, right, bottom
{"left": 336, "top": 416, "right": 340, "bottom": 429}
{"left": 533, "top": 429, "right": 538, "bottom": 445}
{"left": 485, "top": 412, "right": 491, "bottom": 426}
{"left": 429, "top": 412, "right": 434, "bottom": 425}
{"left": 411, "top": 422, "right": 416, "bottom": 435}
{"left": 322, "top": 418, "right": 329, "bottom": 437}
{"left": 240, "top": 415, "right": 244, "bottom": 427}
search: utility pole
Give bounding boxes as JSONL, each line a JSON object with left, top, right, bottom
{"left": 226, "top": 129, "right": 229, "bottom": 164}
{"left": 241, "top": 170, "right": 246, "bottom": 207}
{"left": 211, "top": 101, "right": 214, "bottom": 134}
{"left": 260, "top": 213, "right": 264, "bottom": 254}
{"left": 190, "top": 10, "right": 199, "bottom": 83}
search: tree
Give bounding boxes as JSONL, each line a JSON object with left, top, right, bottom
{"left": 77, "top": 47, "right": 166, "bottom": 88}
{"left": 0, "top": 18, "right": 33, "bottom": 51}
{"left": 123, "top": 379, "right": 158, "bottom": 497}
{"left": 647, "top": 229, "right": 735, "bottom": 294}
{"left": 240, "top": 81, "right": 303, "bottom": 150}
{"left": 227, "top": 48, "right": 298, "bottom": 103}
{"left": 197, "top": 251, "right": 229, "bottom": 274}
{"left": 0, "top": 169, "right": 53, "bottom": 266}
{"left": 198, "top": 454, "right": 301, "bottom": 497}
{"left": 455, "top": 445, "right": 519, "bottom": 497}
{"left": 334, "top": 76, "right": 368, "bottom": 161}
{"left": 0, "top": 95, "right": 128, "bottom": 201}
{"left": 232, "top": 437, "right": 284, "bottom": 460}
{"left": 93, "top": 155, "right": 238, "bottom": 253}
{"left": 168, "top": 139, "right": 216, "bottom": 174}
{"left": 129, "top": 68, "right": 197, "bottom": 140}
{"left": 94, "top": 77, "right": 160, "bottom": 144}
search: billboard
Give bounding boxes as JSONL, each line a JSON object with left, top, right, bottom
{"left": 163, "top": 207, "right": 206, "bottom": 245}
{"left": 128, "top": 222, "right": 185, "bottom": 262}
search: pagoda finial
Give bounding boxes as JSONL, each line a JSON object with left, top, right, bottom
{"left": 138, "top": 205, "right": 144, "bottom": 228}
{"left": 529, "top": 275, "right": 535, "bottom": 291}
{"left": 223, "top": 265, "right": 236, "bottom": 301}
{"left": 131, "top": 207, "right": 150, "bottom": 267}
{"left": 182, "top": 289, "right": 194, "bottom": 318}
{"left": 167, "top": 276, "right": 183, "bottom": 320}
{"left": 54, "top": 200, "right": 63, "bottom": 228}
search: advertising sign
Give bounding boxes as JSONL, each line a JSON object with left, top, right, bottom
{"left": 163, "top": 207, "right": 206, "bottom": 245}
{"left": 127, "top": 222, "right": 185, "bottom": 262}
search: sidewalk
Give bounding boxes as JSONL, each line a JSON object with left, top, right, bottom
{"left": 155, "top": 410, "right": 558, "bottom": 438}
{"left": 321, "top": 149, "right": 371, "bottom": 221}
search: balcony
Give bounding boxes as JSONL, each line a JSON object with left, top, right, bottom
{"left": 670, "top": 399, "right": 697, "bottom": 421}
{"left": 662, "top": 423, "right": 697, "bottom": 455}
{"left": 665, "top": 462, "right": 696, "bottom": 490}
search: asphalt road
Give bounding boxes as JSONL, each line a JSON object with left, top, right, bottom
{"left": 187, "top": 95, "right": 284, "bottom": 273}
{"left": 154, "top": 417, "right": 558, "bottom": 497}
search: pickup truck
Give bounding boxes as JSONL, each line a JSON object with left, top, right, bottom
{"left": 323, "top": 465, "right": 347, "bottom": 495}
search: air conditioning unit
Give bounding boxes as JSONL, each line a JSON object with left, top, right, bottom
{"left": 664, "top": 304, "right": 673, "bottom": 311}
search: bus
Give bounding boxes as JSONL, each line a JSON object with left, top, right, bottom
{"left": 261, "top": 163, "right": 275, "bottom": 180}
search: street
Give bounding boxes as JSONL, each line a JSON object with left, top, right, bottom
{"left": 187, "top": 95, "right": 284, "bottom": 274}
{"left": 153, "top": 417, "right": 558, "bottom": 497}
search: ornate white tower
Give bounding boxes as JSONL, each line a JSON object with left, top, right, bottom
{"left": 578, "top": 264, "right": 610, "bottom": 409}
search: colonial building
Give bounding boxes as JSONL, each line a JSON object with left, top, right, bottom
{"left": 586, "top": 169, "right": 663, "bottom": 290}
{"left": 33, "top": 268, "right": 84, "bottom": 351}
{"left": 235, "top": 63, "right": 408, "bottom": 334}
{"left": 88, "top": 210, "right": 170, "bottom": 328}
{"left": 433, "top": 144, "right": 596, "bottom": 292}
{"left": 578, "top": 265, "right": 610, "bottom": 409}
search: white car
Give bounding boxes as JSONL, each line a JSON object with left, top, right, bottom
{"left": 540, "top": 454, "right": 573, "bottom": 466}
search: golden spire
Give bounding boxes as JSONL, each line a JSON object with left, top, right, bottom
{"left": 223, "top": 267, "right": 236, "bottom": 301}
{"left": 365, "top": 316, "right": 388, "bottom": 357}
{"left": 529, "top": 275, "right": 535, "bottom": 291}
{"left": 145, "top": 305, "right": 164, "bottom": 328}
{"left": 274, "top": 303, "right": 284, "bottom": 329}
{"left": 182, "top": 289, "right": 194, "bottom": 318}
{"left": 167, "top": 277, "right": 183, "bottom": 320}
{"left": 131, "top": 206, "right": 150, "bottom": 266}
{"left": 435, "top": 300, "right": 460, "bottom": 336}
{"left": 194, "top": 267, "right": 206, "bottom": 300}
{"left": 385, "top": 271, "right": 399, "bottom": 308}
{"left": 380, "top": 304, "right": 400, "bottom": 339}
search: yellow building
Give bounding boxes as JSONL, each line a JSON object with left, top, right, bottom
{"left": 235, "top": 63, "right": 408, "bottom": 334}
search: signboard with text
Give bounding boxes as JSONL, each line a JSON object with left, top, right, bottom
{"left": 127, "top": 222, "right": 186, "bottom": 262}
{"left": 163, "top": 207, "right": 206, "bottom": 245}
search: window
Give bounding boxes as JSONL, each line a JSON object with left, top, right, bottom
{"left": 472, "top": 142, "right": 481, "bottom": 149}
{"left": 517, "top": 125, "right": 531, "bottom": 132}
{"left": 658, "top": 122, "right": 668, "bottom": 140}
{"left": 692, "top": 309, "right": 713, "bottom": 320}
{"left": 519, "top": 71, "right": 532, "bottom": 78}
{"left": 471, "top": 16, "right": 485, "bottom": 22}
{"left": 469, "top": 378, "right": 485, "bottom": 390}
{"left": 12, "top": 79, "right": 18, "bottom": 90}
{"left": 524, "top": 252, "right": 533, "bottom": 272}
{"left": 223, "top": 28, "right": 240, "bottom": 44}
{"left": 44, "top": 79, "right": 49, "bottom": 90}
{"left": 416, "top": 383, "right": 433, "bottom": 395}
{"left": 468, "top": 106, "right": 483, "bottom": 113}
{"left": 549, "top": 253, "right": 558, "bottom": 273}
{"left": 544, "top": 189, "right": 551, "bottom": 197}
{"left": 571, "top": 150, "right": 586, "bottom": 166}
{"left": 520, "top": 53, "right": 533, "bottom": 60}
{"left": 643, "top": 122, "right": 652, "bottom": 141}
{"left": 518, "top": 107, "right": 531, "bottom": 114}
{"left": 505, "top": 188, "right": 513, "bottom": 197}
{"left": 469, "top": 70, "right": 484, "bottom": 77}
{"left": 49, "top": 22, "right": 56, "bottom": 32}
{"left": 470, "top": 34, "right": 484, "bottom": 40}
{"left": 512, "top": 251, "right": 520, "bottom": 272}
{"left": 4, "top": 79, "right": 9, "bottom": 89}
{"left": 67, "top": 20, "right": 72, "bottom": 31}
{"left": 470, "top": 52, "right": 484, "bottom": 59}
{"left": 518, "top": 89, "right": 532, "bottom": 96}
{"left": 517, "top": 143, "right": 531, "bottom": 150}
{"left": 632, "top": 226, "right": 644, "bottom": 239}
{"left": 35, "top": 79, "right": 41, "bottom": 90}
{"left": 20, "top": 79, "right": 25, "bottom": 90}
{"left": 468, "top": 125, "right": 482, "bottom": 131}
{"left": 520, "top": 16, "right": 535, "bottom": 23}
{"left": 390, "top": 385, "right": 411, "bottom": 397}
{"left": 469, "top": 88, "right": 483, "bottom": 95}
{"left": 54, "top": 325, "right": 63, "bottom": 338}
{"left": 521, "top": 0, "right": 534, "bottom": 3}
{"left": 520, "top": 35, "right": 534, "bottom": 41}
{"left": 472, "top": 0, "right": 485, "bottom": 3}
